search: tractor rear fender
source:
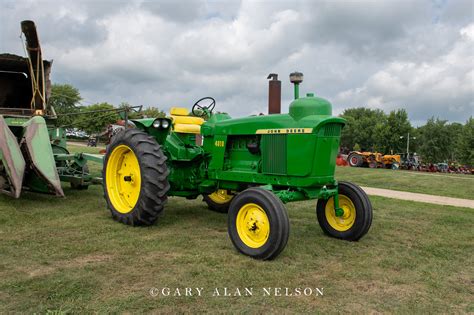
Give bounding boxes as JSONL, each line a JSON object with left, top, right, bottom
{"left": 131, "top": 118, "right": 155, "bottom": 129}
{"left": 22, "top": 116, "right": 64, "bottom": 196}
{"left": 0, "top": 115, "right": 25, "bottom": 198}
{"left": 131, "top": 117, "right": 172, "bottom": 144}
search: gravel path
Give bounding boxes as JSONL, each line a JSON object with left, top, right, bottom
{"left": 361, "top": 186, "right": 474, "bottom": 209}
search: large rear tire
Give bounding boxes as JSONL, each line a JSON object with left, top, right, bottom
{"left": 348, "top": 153, "right": 363, "bottom": 167}
{"left": 103, "top": 129, "right": 170, "bottom": 226}
{"left": 316, "top": 181, "right": 372, "bottom": 241}
{"left": 228, "top": 188, "right": 289, "bottom": 260}
{"left": 203, "top": 189, "right": 234, "bottom": 213}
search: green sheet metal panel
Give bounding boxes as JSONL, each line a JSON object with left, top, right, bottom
{"left": 22, "top": 116, "right": 64, "bottom": 196}
{"left": 312, "top": 123, "right": 342, "bottom": 177}
{"left": 208, "top": 135, "right": 227, "bottom": 173}
{"left": 0, "top": 115, "right": 25, "bottom": 198}
{"left": 286, "top": 134, "right": 316, "bottom": 177}
{"left": 321, "top": 123, "right": 341, "bottom": 137}
{"left": 261, "top": 134, "right": 287, "bottom": 175}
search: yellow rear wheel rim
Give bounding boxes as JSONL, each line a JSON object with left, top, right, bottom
{"left": 208, "top": 189, "right": 233, "bottom": 204}
{"left": 325, "top": 195, "right": 356, "bottom": 231}
{"left": 105, "top": 145, "right": 141, "bottom": 214}
{"left": 236, "top": 203, "right": 270, "bottom": 248}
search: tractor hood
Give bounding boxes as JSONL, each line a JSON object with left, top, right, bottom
{"left": 201, "top": 95, "right": 345, "bottom": 136}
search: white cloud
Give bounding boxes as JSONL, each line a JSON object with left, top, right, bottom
{"left": 335, "top": 23, "right": 474, "bottom": 122}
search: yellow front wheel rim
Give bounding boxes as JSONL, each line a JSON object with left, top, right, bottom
{"left": 325, "top": 195, "right": 356, "bottom": 231}
{"left": 208, "top": 189, "right": 233, "bottom": 204}
{"left": 105, "top": 145, "right": 141, "bottom": 214}
{"left": 236, "top": 203, "right": 270, "bottom": 248}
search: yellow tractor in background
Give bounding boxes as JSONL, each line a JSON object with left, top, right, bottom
{"left": 347, "top": 151, "right": 401, "bottom": 169}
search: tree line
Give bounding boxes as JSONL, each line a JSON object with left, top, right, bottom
{"left": 49, "top": 83, "right": 473, "bottom": 166}
{"left": 49, "top": 84, "right": 164, "bottom": 135}
{"left": 340, "top": 108, "right": 473, "bottom": 165}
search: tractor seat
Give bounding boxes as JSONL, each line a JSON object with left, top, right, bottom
{"left": 169, "top": 107, "right": 204, "bottom": 134}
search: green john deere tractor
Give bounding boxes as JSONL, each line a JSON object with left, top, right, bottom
{"left": 103, "top": 72, "right": 373, "bottom": 260}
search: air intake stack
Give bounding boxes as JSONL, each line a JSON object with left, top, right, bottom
{"left": 290, "top": 71, "right": 304, "bottom": 99}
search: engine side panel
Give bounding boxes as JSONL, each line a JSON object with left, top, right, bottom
{"left": 204, "top": 119, "right": 343, "bottom": 192}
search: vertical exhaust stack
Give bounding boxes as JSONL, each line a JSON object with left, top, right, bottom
{"left": 267, "top": 73, "right": 281, "bottom": 114}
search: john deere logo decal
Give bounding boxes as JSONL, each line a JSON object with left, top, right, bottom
{"left": 256, "top": 128, "right": 313, "bottom": 134}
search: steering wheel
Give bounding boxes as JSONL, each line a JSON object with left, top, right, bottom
{"left": 192, "top": 97, "right": 216, "bottom": 117}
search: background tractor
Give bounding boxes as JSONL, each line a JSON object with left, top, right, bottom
{"left": 347, "top": 151, "right": 401, "bottom": 169}
{"left": 103, "top": 73, "right": 373, "bottom": 260}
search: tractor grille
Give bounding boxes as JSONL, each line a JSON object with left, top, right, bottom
{"left": 322, "top": 124, "right": 341, "bottom": 137}
{"left": 261, "top": 134, "right": 287, "bottom": 175}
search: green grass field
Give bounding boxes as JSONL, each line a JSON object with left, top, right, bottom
{"left": 68, "top": 145, "right": 104, "bottom": 154}
{"left": 1, "top": 179, "right": 473, "bottom": 312}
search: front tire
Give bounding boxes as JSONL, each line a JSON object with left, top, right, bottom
{"left": 228, "top": 188, "right": 289, "bottom": 260}
{"left": 203, "top": 189, "right": 234, "bottom": 213}
{"left": 103, "top": 129, "right": 170, "bottom": 226}
{"left": 316, "top": 181, "right": 372, "bottom": 241}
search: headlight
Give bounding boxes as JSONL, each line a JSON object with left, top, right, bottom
{"left": 161, "top": 120, "right": 170, "bottom": 129}
{"left": 152, "top": 119, "right": 161, "bottom": 128}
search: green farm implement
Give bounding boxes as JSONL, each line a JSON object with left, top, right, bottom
{"left": 0, "top": 21, "right": 101, "bottom": 198}
{"left": 103, "top": 73, "right": 373, "bottom": 260}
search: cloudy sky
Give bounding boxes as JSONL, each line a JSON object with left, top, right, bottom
{"left": 1, "top": 0, "right": 473, "bottom": 125}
